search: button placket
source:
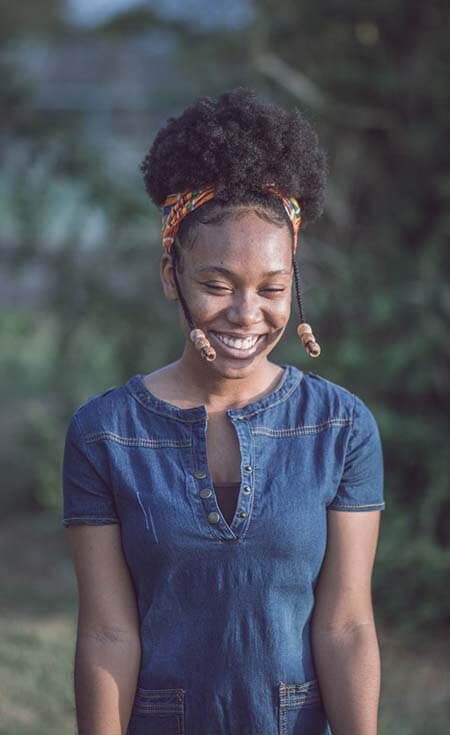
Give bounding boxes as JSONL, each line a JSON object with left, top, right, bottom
{"left": 228, "top": 416, "right": 254, "bottom": 533}
{"left": 192, "top": 419, "right": 232, "bottom": 535}
{"left": 193, "top": 473, "right": 231, "bottom": 535}
{"left": 192, "top": 413, "right": 255, "bottom": 539}
{"left": 197, "top": 479, "right": 227, "bottom": 532}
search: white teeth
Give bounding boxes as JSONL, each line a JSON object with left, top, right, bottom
{"left": 215, "top": 333, "right": 259, "bottom": 350}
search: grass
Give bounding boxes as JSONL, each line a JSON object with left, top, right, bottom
{"left": 0, "top": 512, "right": 77, "bottom": 735}
{"left": 0, "top": 511, "right": 448, "bottom": 734}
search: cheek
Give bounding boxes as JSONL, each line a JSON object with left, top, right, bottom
{"left": 187, "top": 291, "right": 220, "bottom": 319}
{"left": 183, "top": 282, "right": 293, "bottom": 323}
{"left": 191, "top": 295, "right": 291, "bottom": 321}
{"left": 270, "top": 294, "right": 292, "bottom": 324}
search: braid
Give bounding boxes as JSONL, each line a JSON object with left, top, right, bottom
{"left": 171, "top": 227, "right": 319, "bottom": 360}
{"left": 143, "top": 87, "right": 326, "bottom": 359}
{"left": 171, "top": 244, "right": 195, "bottom": 331}
{"left": 291, "top": 255, "right": 305, "bottom": 324}
{"left": 170, "top": 246, "right": 216, "bottom": 362}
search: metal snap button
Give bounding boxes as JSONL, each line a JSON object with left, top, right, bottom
{"left": 200, "top": 488, "right": 213, "bottom": 499}
{"left": 243, "top": 485, "right": 251, "bottom": 493}
{"left": 194, "top": 470, "right": 207, "bottom": 479}
{"left": 208, "top": 511, "right": 220, "bottom": 524}
{"left": 244, "top": 465, "right": 252, "bottom": 472}
{"left": 239, "top": 511, "right": 247, "bottom": 519}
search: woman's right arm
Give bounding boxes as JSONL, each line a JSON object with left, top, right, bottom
{"left": 67, "top": 524, "right": 141, "bottom": 735}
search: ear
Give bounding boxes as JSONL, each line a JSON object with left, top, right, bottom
{"left": 160, "top": 253, "right": 178, "bottom": 301}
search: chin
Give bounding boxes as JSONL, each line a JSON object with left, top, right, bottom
{"left": 208, "top": 353, "right": 267, "bottom": 378}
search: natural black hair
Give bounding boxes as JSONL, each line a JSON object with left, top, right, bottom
{"left": 140, "top": 87, "right": 327, "bottom": 335}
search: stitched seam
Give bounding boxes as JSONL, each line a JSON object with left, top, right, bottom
{"left": 73, "top": 415, "right": 118, "bottom": 495}
{"left": 238, "top": 378, "right": 300, "bottom": 418}
{"left": 279, "top": 679, "right": 319, "bottom": 692}
{"left": 251, "top": 418, "right": 352, "bottom": 437}
{"left": 127, "top": 368, "right": 299, "bottom": 421}
{"left": 131, "top": 392, "right": 206, "bottom": 423}
{"left": 136, "top": 688, "right": 185, "bottom": 696}
{"left": 349, "top": 393, "right": 357, "bottom": 453}
{"left": 84, "top": 431, "right": 190, "bottom": 448}
{"left": 328, "top": 502, "right": 385, "bottom": 509}
{"left": 328, "top": 394, "right": 378, "bottom": 509}
{"left": 134, "top": 706, "right": 183, "bottom": 713}
{"left": 137, "top": 688, "right": 184, "bottom": 699}
{"left": 63, "top": 516, "right": 119, "bottom": 521}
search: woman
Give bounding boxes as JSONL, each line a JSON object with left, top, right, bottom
{"left": 62, "top": 88, "right": 385, "bottom": 735}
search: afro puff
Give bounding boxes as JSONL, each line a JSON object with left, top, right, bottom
{"left": 140, "top": 87, "right": 327, "bottom": 229}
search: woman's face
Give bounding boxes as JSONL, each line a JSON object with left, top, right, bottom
{"left": 161, "top": 208, "right": 294, "bottom": 379}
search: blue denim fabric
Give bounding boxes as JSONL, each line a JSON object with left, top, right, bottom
{"left": 62, "top": 364, "right": 385, "bottom": 735}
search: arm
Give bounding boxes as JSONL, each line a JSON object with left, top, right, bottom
{"left": 311, "top": 510, "right": 382, "bottom": 735}
{"left": 67, "top": 524, "right": 141, "bottom": 735}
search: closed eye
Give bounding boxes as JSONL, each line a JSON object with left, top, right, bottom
{"left": 204, "top": 284, "right": 231, "bottom": 291}
{"left": 204, "top": 284, "right": 286, "bottom": 293}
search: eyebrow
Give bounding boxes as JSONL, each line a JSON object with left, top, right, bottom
{"left": 197, "top": 266, "right": 291, "bottom": 277}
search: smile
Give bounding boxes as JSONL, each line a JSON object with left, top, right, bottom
{"left": 209, "top": 331, "right": 266, "bottom": 356}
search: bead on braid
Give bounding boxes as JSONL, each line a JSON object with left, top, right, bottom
{"left": 162, "top": 184, "right": 321, "bottom": 359}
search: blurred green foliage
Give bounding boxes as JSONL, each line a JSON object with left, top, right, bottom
{"left": 0, "top": 0, "right": 448, "bottom": 636}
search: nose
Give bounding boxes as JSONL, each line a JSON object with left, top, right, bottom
{"left": 226, "top": 290, "right": 264, "bottom": 328}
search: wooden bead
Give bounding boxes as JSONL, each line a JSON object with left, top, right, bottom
{"left": 297, "top": 322, "right": 321, "bottom": 358}
{"left": 297, "top": 322, "right": 313, "bottom": 338}
{"left": 201, "top": 346, "right": 217, "bottom": 361}
{"left": 189, "top": 329, "right": 216, "bottom": 361}
{"left": 190, "top": 328, "right": 208, "bottom": 349}
{"left": 306, "top": 341, "right": 321, "bottom": 357}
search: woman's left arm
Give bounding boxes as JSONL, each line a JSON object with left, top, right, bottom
{"left": 311, "top": 509, "right": 383, "bottom": 735}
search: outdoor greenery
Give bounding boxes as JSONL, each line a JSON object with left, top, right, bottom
{"left": 2, "top": 512, "right": 450, "bottom": 734}
{"left": 0, "top": 1, "right": 448, "bottom": 732}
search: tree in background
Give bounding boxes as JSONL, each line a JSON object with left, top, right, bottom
{"left": 243, "top": 0, "right": 449, "bottom": 633}
{"left": 0, "top": 0, "right": 448, "bottom": 634}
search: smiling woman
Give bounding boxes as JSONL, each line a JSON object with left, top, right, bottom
{"left": 62, "top": 87, "right": 385, "bottom": 735}
{"left": 161, "top": 208, "right": 297, "bottom": 374}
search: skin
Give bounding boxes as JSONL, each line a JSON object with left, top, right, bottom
{"left": 67, "top": 206, "right": 382, "bottom": 734}
{"left": 156, "top": 207, "right": 294, "bottom": 411}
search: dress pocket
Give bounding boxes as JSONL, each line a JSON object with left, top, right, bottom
{"left": 278, "top": 678, "right": 329, "bottom": 735}
{"left": 127, "top": 686, "right": 185, "bottom": 735}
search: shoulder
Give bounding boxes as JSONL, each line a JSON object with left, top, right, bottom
{"left": 289, "top": 369, "right": 379, "bottom": 433}
{"left": 298, "top": 370, "right": 356, "bottom": 418}
{"left": 301, "top": 370, "right": 355, "bottom": 403}
{"left": 69, "top": 382, "right": 130, "bottom": 436}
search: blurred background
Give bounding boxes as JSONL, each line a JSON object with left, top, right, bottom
{"left": 0, "top": 1, "right": 448, "bottom": 733}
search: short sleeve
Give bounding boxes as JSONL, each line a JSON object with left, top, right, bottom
{"left": 327, "top": 395, "right": 385, "bottom": 512}
{"left": 61, "top": 412, "right": 120, "bottom": 527}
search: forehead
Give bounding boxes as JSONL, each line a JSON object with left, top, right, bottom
{"left": 187, "top": 209, "right": 293, "bottom": 274}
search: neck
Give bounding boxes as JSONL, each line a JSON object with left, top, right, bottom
{"left": 167, "top": 347, "right": 283, "bottom": 412}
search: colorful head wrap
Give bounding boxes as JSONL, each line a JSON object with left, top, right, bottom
{"left": 160, "top": 182, "right": 320, "bottom": 359}
{"left": 161, "top": 184, "right": 302, "bottom": 254}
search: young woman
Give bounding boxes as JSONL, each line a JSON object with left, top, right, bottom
{"left": 62, "top": 88, "right": 385, "bottom": 735}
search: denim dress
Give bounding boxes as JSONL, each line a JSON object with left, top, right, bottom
{"left": 62, "top": 364, "right": 385, "bottom": 735}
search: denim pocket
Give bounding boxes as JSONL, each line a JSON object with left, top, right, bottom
{"left": 127, "top": 687, "right": 185, "bottom": 735}
{"left": 278, "top": 678, "right": 329, "bottom": 735}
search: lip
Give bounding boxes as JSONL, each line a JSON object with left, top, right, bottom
{"left": 210, "top": 331, "right": 266, "bottom": 338}
{"left": 208, "top": 330, "right": 266, "bottom": 359}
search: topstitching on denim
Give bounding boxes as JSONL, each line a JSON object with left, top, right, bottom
{"left": 62, "top": 363, "right": 385, "bottom": 735}
{"left": 84, "top": 431, "right": 191, "bottom": 448}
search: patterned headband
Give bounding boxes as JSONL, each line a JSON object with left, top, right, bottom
{"left": 161, "top": 184, "right": 302, "bottom": 255}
